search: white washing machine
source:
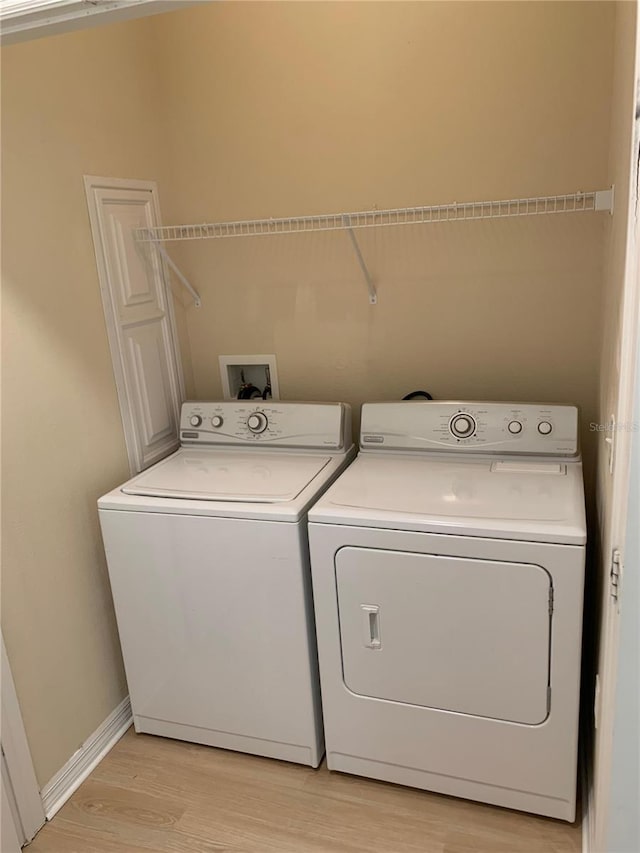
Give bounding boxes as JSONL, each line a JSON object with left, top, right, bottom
{"left": 308, "top": 401, "right": 586, "bottom": 820}
{"left": 99, "top": 400, "right": 354, "bottom": 768}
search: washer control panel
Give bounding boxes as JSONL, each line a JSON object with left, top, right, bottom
{"left": 361, "top": 402, "right": 579, "bottom": 456}
{"left": 179, "top": 401, "right": 350, "bottom": 450}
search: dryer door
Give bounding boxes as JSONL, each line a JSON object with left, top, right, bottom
{"left": 336, "top": 547, "right": 552, "bottom": 724}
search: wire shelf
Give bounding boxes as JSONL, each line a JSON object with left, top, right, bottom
{"left": 134, "top": 188, "right": 613, "bottom": 244}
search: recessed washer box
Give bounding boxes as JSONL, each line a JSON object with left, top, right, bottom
{"left": 219, "top": 354, "right": 279, "bottom": 401}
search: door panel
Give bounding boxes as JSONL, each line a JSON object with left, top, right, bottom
{"left": 336, "top": 547, "right": 551, "bottom": 724}
{"left": 85, "top": 178, "right": 184, "bottom": 473}
{"left": 110, "top": 205, "right": 158, "bottom": 309}
{"left": 1, "top": 637, "right": 45, "bottom": 844}
{"left": 1, "top": 762, "right": 22, "bottom": 853}
{"left": 124, "top": 321, "right": 177, "bottom": 463}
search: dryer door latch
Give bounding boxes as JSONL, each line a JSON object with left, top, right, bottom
{"left": 361, "top": 605, "right": 382, "bottom": 649}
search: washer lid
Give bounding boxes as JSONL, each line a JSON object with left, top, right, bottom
{"left": 122, "top": 449, "right": 332, "bottom": 502}
{"left": 309, "top": 454, "right": 586, "bottom": 543}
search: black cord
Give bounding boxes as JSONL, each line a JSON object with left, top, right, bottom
{"left": 402, "top": 390, "right": 433, "bottom": 400}
{"left": 238, "top": 384, "right": 262, "bottom": 400}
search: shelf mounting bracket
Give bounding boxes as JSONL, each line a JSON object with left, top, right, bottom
{"left": 153, "top": 240, "right": 202, "bottom": 308}
{"left": 343, "top": 215, "right": 377, "bottom": 304}
{"left": 594, "top": 185, "right": 614, "bottom": 214}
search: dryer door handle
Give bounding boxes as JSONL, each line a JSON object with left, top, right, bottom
{"left": 361, "top": 604, "right": 382, "bottom": 649}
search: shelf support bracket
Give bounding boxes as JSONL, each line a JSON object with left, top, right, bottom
{"left": 153, "top": 240, "right": 202, "bottom": 308}
{"left": 343, "top": 215, "right": 377, "bottom": 304}
{"left": 594, "top": 186, "right": 614, "bottom": 214}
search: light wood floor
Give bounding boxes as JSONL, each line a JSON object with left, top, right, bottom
{"left": 29, "top": 729, "right": 581, "bottom": 853}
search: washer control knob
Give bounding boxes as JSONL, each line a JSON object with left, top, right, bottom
{"left": 450, "top": 413, "right": 476, "bottom": 438}
{"left": 189, "top": 415, "right": 202, "bottom": 427}
{"left": 211, "top": 415, "right": 223, "bottom": 428}
{"left": 508, "top": 420, "right": 523, "bottom": 434}
{"left": 247, "top": 412, "right": 268, "bottom": 433}
{"left": 538, "top": 421, "right": 553, "bottom": 435}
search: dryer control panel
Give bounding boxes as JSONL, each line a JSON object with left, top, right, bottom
{"left": 180, "top": 401, "right": 351, "bottom": 450}
{"left": 360, "top": 402, "right": 579, "bottom": 457}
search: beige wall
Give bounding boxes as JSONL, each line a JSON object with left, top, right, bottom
{"left": 0, "top": 18, "right": 191, "bottom": 786}
{"left": 152, "top": 1, "right": 614, "bottom": 494}
{"left": 0, "top": 0, "right": 619, "bottom": 789}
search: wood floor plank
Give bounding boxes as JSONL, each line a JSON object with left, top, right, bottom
{"left": 29, "top": 730, "right": 582, "bottom": 853}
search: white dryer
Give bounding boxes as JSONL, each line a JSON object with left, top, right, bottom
{"left": 99, "top": 401, "right": 354, "bottom": 768}
{"left": 308, "top": 401, "right": 586, "bottom": 819}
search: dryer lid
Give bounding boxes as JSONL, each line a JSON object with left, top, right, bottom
{"left": 122, "top": 449, "right": 332, "bottom": 502}
{"left": 309, "top": 454, "right": 586, "bottom": 544}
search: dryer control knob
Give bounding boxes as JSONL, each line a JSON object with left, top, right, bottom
{"left": 508, "top": 420, "right": 523, "bottom": 434}
{"left": 450, "top": 413, "right": 476, "bottom": 438}
{"left": 189, "top": 415, "right": 203, "bottom": 427}
{"left": 538, "top": 421, "right": 553, "bottom": 435}
{"left": 247, "top": 412, "right": 268, "bottom": 433}
{"left": 211, "top": 416, "right": 223, "bottom": 428}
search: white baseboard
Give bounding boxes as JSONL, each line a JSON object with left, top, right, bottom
{"left": 41, "top": 696, "right": 132, "bottom": 820}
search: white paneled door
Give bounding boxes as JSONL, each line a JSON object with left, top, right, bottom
{"left": 1, "top": 636, "right": 45, "bottom": 848}
{"left": 84, "top": 177, "right": 185, "bottom": 474}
